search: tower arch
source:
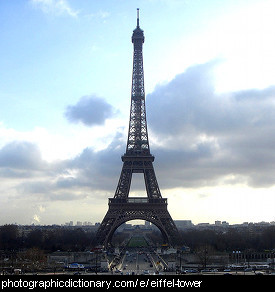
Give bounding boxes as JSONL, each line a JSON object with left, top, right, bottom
{"left": 105, "top": 216, "right": 169, "bottom": 247}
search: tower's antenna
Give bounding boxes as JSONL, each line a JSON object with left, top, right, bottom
{"left": 137, "top": 8, "right": 140, "bottom": 27}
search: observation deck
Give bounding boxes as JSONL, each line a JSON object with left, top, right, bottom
{"left": 109, "top": 197, "right": 167, "bottom": 205}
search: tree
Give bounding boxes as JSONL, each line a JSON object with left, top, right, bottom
{"left": 195, "top": 245, "right": 215, "bottom": 269}
{"left": 25, "top": 230, "right": 44, "bottom": 248}
{"left": 0, "top": 225, "right": 19, "bottom": 250}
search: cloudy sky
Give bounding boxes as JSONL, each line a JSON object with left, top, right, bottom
{"left": 1, "top": 0, "right": 275, "bottom": 226}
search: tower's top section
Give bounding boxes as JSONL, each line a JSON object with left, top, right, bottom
{"left": 125, "top": 8, "right": 149, "bottom": 156}
{"left": 132, "top": 8, "right": 144, "bottom": 43}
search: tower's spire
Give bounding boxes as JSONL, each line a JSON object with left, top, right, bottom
{"left": 137, "top": 8, "right": 140, "bottom": 27}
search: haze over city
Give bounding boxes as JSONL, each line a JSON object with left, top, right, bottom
{"left": 1, "top": 0, "right": 275, "bottom": 226}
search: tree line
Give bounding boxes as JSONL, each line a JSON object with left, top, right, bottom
{"left": 146, "top": 227, "right": 275, "bottom": 252}
{"left": 180, "top": 227, "right": 275, "bottom": 252}
{"left": 1, "top": 224, "right": 275, "bottom": 252}
{"left": 0, "top": 225, "right": 95, "bottom": 252}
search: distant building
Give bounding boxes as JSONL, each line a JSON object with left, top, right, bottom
{"left": 222, "top": 221, "right": 229, "bottom": 227}
{"left": 174, "top": 220, "right": 193, "bottom": 230}
{"left": 65, "top": 221, "right": 74, "bottom": 226}
{"left": 83, "top": 221, "right": 93, "bottom": 226}
{"left": 197, "top": 223, "right": 210, "bottom": 227}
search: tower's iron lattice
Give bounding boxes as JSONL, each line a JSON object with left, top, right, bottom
{"left": 95, "top": 9, "right": 180, "bottom": 247}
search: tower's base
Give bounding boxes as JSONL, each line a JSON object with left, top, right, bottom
{"left": 94, "top": 197, "right": 180, "bottom": 247}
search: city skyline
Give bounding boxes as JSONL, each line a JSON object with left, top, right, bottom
{"left": 5, "top": 218, "right": 275, "bottom": 228}
{"left": 1, "top": 0, "right": 275, "bottom": 226}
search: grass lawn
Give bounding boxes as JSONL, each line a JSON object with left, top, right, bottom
{"left": 127, "top": 235, "right": 148, "bottom": 247}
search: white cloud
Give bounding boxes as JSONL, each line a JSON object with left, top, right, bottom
{"left": 148, "top": 0, "right": 275, "bottom": 94}
{"left": 0, "top": 124, "right": 79, "bottom": 162}
{"left": 147, "top": 61, "right": 275, "bottom": 188}
{"left": 32, "top": 214, "right": 41, "bottom": 223}
{"left": 85, "top": 10, "right": 110, "bottom": 20}
{"left": 30, "top": 0, "right": 79, "bottom": 18}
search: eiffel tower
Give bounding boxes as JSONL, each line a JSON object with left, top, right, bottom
{"left": 95, "top": 9, "right": 180, "bottom": 247}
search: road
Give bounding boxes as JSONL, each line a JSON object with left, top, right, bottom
{"left": 110, "top": 248, "right": 264, "bottom": 276}
{"left": 113, "top": 249, "right": 159, "bottom": 275}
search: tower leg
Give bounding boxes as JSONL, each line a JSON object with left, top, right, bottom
{"left": 114, "top": 168, "right": 132, "bottom": 199}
